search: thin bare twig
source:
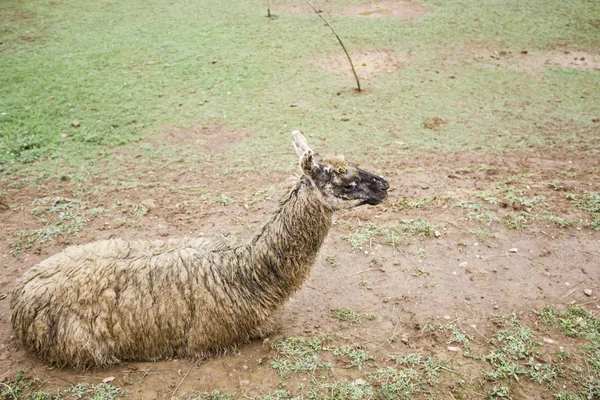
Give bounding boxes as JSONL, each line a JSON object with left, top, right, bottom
{"left": 171, "top": 364, "right": 194, "bottom": 397}
{"left": 348, "top": 268, "right": 375, "bottom": 277}
{"left": 504, "top": 251, "right": 518, "bottom": 268}
{"left": 559, "top": 280, "right": 586, "bottom": 299}
{"left": 577, "top": 298, "right": 600, "bottom": 306}
{"left": 303, "top": 0, "right": 361, "bottom": 91}
{"left": 567, "top": 246, "right": 600, "bottom": 257}
{"left": 0, "top": 382, "right": 16, "bottom": 399}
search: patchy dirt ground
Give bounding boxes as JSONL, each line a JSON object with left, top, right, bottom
{"left": 0, "top": 126, "right": 598, "bottom": 399}
{"left": 317, "top": 50, "right": 405, "bottom": 79}
{"left": 443, "top": 41, "right": 600, "bottom": 73}
{"left": 274, "top": 0, "right": 430, "bottom": 20}
{"left": 340, "top": 0, "right": 430, "bottom": 19}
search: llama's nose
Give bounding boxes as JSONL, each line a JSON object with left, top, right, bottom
{"left": 379, "top": 179, "right": 390, "bottom": 191}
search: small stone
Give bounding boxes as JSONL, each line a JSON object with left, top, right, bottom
{"left": 353, "top": 378, "right": 367, "bottom": 385}
{"left": 141, "top": 199, "right": 157, "bottom": 210}
{"left": 424, "top": 117, "right": 448, "bottom": 130}
{"left": 584, "top": 289, "right": 593, "bottom": 296}
{"left": 543, "top": 337, "right": 555, "bottom": 344}
{"left": 239, "top": 380, "right": 250, "bottom": 385}
{"left": 60, "top": 133, "right": 68, "bottom": 139}
{"left": 71, "top": 120, "right": 80, "bottom": 127}
{"left": 447, "top": 346, "right": 461, "bottom": 352}
{"left": 444, "top": 315, "right": 451, "bottom": 320}
{"left": 434, "top": 230, "right": 441, "bottom": 237}
{"left": 459, "top": 262, "right": 468, "bottom": 268}
{"left": 242, "top": 365, "right": 248, "bottom": 370}
{"left": 494, "top": 305, "right": 499, "bottom": 309}
{"left": 401, "top": 334, "right": 409, "bottom": 344}
{"left": 103, "top": 376, "right": 115, "bottom": 383}
{"left": 139, "top": 390, "right": 158, "bottom": 400}
{"left": 508, "top": 248, "right": 518, "bottom": 253}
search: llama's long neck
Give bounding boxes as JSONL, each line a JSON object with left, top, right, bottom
{"left": 244, "top": 176, "right": 333, "bottom": 306}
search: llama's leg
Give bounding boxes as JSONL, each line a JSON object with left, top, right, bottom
{"left": 36, "top": 315, "right": 121, "bottom": 368}
{"left": 249, "top": 316, "right": 280, "bottom": 340}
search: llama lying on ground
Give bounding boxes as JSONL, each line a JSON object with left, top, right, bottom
{"left": 11, "top": 131, "right": 389, "bottom": 368}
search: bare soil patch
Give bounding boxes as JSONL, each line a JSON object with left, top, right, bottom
{"left": 0, "top": 126, "right": 599, "bottom": 399}
{"left": 318, "top": 49, "right": 405, "bottom": 78}
{"left": 154, "top": 124, "right": 254, "bottom": 154}
{"left": 341, "top": 0, "right": 430, "bottom": 19}
{"left": 275, "top": 0, "right": 430, "bottom": 19}
{"left": 455, "top": 42, "right": 600, "bottom": 72}
{"left": 483, "top": 49, "right": 600, "bottom": 72}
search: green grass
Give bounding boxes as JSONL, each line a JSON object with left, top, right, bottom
{"left": 8, "top": 195, "right": 153, "bottom": 254}
{"left": 6, "top": 306, "right": 600, "bottom": 399}
{"left": 368, "top": 353, "right": 450, "bottom": 399}
{"left": 63, "top": 383, "right": 123, "bottom": 400}
{"left": 453, "top": 175, "right": 593, "bottom": 231}
{"left": 181, "top": 391, "right": 234, "bottom": 400}
{"left": 333, "top": 345, "right": 373, "bottom": 370}
{"left": 0, "top": 372, "right": 123, "bottom": 400}
{"left": 344, "top": 219, "right": 436, "bottom": 249}
{"left": 308, "top": 380, "right": 374, "bottom": 400}
{"left": 423, "top": 323, "right": 474, "bottom": 349}
{"left": 331, "top": 307, "right": 362, "bottom": 324}
{"left": 270, "top": 336, "right": 332, "bottom": 383}
{"left": 569, "top": 191, "right": 600, "bottom": 230}
{"left": 325, "top": 255, "right": 340, "bottom": 270}
{"left": 10, "top": 196, "right": 89, "bottom": 254}
{"left": 1, "top": 0, "right": 599, "bottom": 175}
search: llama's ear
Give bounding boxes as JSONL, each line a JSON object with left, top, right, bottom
{"left": 292, "top": 130, "right": 312, "bottom": 156}
{"left": 299, "top": 150, "right": 315, "bottom": 175}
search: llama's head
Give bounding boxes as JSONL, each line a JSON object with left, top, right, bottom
{"left": 292, "top": 131, "right": 389, "bottom": 210}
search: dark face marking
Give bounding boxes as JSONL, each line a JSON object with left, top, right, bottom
{"left": 292, "top": 131, "right": 388, "bottom": 210}
{"left": 308, "top": 158, "right": 389, "bottom": 209}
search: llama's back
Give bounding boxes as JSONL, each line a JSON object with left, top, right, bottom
{"left": 11, "top": 236, "right": 230, "bottom": 367}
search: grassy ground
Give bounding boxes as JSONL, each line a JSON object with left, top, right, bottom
{"left": 1, "top": 0, "right": 599, "bottom": 173}
{"left": 2, "top": 306, "right": 599, "bottom": 399}
{"left": 1, "top": 0, "right": 599, "bottom": 399}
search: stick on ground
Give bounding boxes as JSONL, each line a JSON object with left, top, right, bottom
{"left": 303, "top": 0, "right": 362, "bottom": 91}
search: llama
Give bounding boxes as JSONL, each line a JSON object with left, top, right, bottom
{"left": 11, "top": 131, "right": 389, "bottom": 368}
